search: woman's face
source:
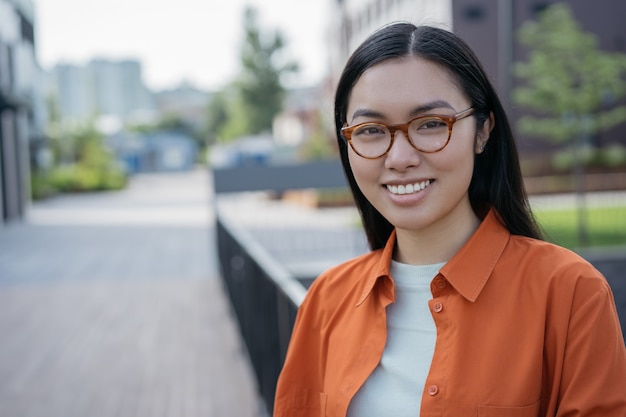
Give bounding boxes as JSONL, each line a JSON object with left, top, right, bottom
{"left": 345, "top": 56, "right": 489, "bottom": 238}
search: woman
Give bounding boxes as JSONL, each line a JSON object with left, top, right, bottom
{"left": 273, "top": 23, "right": 626, "bottom": 417}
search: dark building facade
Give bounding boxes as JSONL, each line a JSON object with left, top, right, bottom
{"left": 0, "top": 0, "right": 42, "bottom": 225}
{"left": 452, "top": 0, "right": 626, "bottom": 160}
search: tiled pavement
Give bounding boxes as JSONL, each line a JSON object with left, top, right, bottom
{"left": 0, "top": 169, "right": 263, "bottom": 417}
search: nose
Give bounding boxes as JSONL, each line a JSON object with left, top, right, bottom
{"left": 384, "top": 130, "right": 422, "bottom": 171}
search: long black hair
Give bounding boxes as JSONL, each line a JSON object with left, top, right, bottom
{"left": 334, "top": 23, "right": 542, "bottom": 250}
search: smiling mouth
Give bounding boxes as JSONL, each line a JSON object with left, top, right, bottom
{"left": 385, "top": 180, "right": 433, "bottom": 195}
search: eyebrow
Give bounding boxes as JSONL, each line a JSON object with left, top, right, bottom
{"left": 349, "top": 100, "right": 455, "bottom": 123}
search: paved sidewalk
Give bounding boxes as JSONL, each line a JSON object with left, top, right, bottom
{"left": 0, "top": 169, "right": 262, "bottom": 417}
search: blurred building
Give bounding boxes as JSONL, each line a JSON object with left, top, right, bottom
{"left": 106, "top": 130, "right": 198, "bottom": 174}
{"left": 0, "top": 0, "right": 45, "bottom": 225}
{"left": 274, "top": 86, "right": 326, "bottom": 147}
{"left": 46, "top": 58, "right": 155, "bottom": 125}
{"left": 153, "top": 81, "right": 211, "bottom": 132}
{"left": 209, "top": 134, "right": 276, "bottom": 168}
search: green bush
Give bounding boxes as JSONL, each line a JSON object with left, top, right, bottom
{"left": 30, "top": 171, "right": 58, "bottom": 200}
{"left": 49, "top": 164, "right": 127, "bottom": 192}
{"left": 552, "top": 144, "right": 626, "bottom": 172}
{"left": 32, "top": 123, "right": 128, "bottom": 198}
{"left": 552, "top": 145, "right": 596, "bottom": 172}
{"left": 601, "top": 144, "right": 626, "bottom": 167}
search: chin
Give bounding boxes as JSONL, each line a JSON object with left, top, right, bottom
{"left": 385, "top": 214, "right": 435, "bottom": 234}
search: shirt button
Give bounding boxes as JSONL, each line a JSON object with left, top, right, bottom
{"left": 428, "top": 385, "right": 439, "bottom": 396}
{"left": 433, "top": 302, "right": 443, "bottom": 313}
{"left": 435, "top": 278, "right": 447, "bottom": 289}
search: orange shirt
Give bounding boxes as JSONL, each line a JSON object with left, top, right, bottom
{"left": 274, "top": 209, "right": 626, "bottom": 417}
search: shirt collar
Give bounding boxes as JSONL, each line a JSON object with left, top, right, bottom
{"left": 355, "top": 208, "right": 510, "bottom": 306}
{"left": 355, "top": 229, "right": 397, "bottom": 307}
{"left": 440, "top": 208, "right": 510, "bottom": 302}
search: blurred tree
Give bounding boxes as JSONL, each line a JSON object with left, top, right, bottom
{"left": 44, "top": 93, "right": 74, "bottom": 165}
{"left": 234, "top": 6, "right": 298, "bottom": 135}
{"left": 513, "top": 3, "right": 626, "bottom": 150}
{"left": 127, "top": 113, "right": 191, "bottom": 134}
{"left": 156, "top": 113, "right": 189, "bottom": 131}
{"left": 204, "top": 87, "right": 249, "bottom": 143}
{"left": 204, "top": 90, "right": 230, "bottom": 144}
{"left": 512, "top": 2, "right": 626, "bottom": 246}
{"left": 203, "top": 6, "right": 298, "bottom": 143}
{"left": 299, "top": 112, "right": 337, "bottom": 160}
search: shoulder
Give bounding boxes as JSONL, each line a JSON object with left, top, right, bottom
{"left": 503, "top": 235, "right": 610, "bottom": 303}
{"left": 506, "top": 235, "right": 601, "bottom": 276}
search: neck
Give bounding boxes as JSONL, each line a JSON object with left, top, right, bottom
{"left": 394, "top": 209, "right": 481, "bottom": 265}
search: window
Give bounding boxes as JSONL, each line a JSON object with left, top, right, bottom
{"left": 463, "top": 5, "right": 486, "bottom": 22}
{"left": 532, "top": 3, "right": 550, "bottom": 16}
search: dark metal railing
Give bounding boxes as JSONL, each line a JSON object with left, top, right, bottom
{"left": 216, "top": 213, "right": 306, "bottom": 414}
{"left": 213, "top": 159, "right": 349, "bottom": 415}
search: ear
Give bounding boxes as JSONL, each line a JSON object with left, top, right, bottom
{"left": 475, "top": 111, "right": 495, "bottom": 154}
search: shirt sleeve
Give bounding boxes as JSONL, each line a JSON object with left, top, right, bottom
{"left": 556, "top": 276, "right": 626, "bottom": 416}
{"left": 273, "top": 279, "right": 327, "bottom": 417}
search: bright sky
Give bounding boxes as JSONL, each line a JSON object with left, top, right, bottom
{"left": 35, "top": 0, "right": 330, "bottom": 91}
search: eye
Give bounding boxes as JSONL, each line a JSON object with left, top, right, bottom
{"left": 411, "top": 117, "right": 448, "bottom": 133}
{"left": 353, "top": 124, "right": 388, "bottom": 137}
{"left": 419, "top": 119, "right": 447, "bottom": 130}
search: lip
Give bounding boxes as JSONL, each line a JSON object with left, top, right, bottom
{"left": 384, "top": 177, "right": 433, "bottom": 185}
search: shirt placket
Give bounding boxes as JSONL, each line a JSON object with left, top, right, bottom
{"left": 421, "top": 274, "right": 452, "bottom": 417}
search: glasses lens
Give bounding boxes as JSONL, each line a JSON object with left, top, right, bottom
{"left": 408, "top": 117, "right": 450, "bottom": 152}
{"left": 350, "top": 123, "right": 391, "bottom": 158}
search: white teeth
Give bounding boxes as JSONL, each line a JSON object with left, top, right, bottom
{"left": 386, "top": 180, "right": 431, "bottom": 195}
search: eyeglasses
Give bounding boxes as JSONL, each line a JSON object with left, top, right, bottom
{"left": 341, "top": 107, "right": 475, "bottom": 159}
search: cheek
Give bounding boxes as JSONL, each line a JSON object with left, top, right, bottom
{"left": 430, "top": 137, "right": 477, "bottom": 186}
{"left": 442, "top": 131, "right": 477, "bottom": 167}
{"left": 348, "top": 152, "right": 366, "bottom": 181}
{"left": 348, "top": 153, "right": 380, "bottom": 190}
{"left": 440, "top": 144, "right": 474, "bottom": 167}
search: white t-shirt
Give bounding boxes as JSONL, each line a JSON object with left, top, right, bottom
{"left": 346, "top": 260, "right": 444, "bottom": 417}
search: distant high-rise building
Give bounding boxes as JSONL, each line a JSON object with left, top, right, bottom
{"left": 49, "top": 63, "right": 92, "bottom": 121}
{"left": 47, "top": 58, "right": 155, "bottom": 125}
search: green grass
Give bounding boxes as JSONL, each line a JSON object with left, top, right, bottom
{"left": 534, "top": 206, "right": 626, "bottom": 249}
